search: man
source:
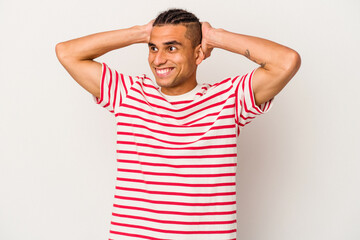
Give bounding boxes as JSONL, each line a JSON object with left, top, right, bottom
{"left": 56, "top": 8, "right": 300, "bottom": 240}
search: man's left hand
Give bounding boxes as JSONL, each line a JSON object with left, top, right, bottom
{"left": 201, "top": 22, "right": 214, "bottom": 60}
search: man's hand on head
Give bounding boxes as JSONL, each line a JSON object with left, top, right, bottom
{"left": 201, "top": 22, "right": 214, "bottom": 60}
{"left": 143, "top": 19, "right": 155, "bottom": 43}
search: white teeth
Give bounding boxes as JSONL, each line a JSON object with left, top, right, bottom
{"left": 156, "top": 68, "right": 171, "bottom": 74}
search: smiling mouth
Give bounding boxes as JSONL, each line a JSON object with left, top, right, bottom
{"left": 155, "top": 67, "right": 174, "bottom": 77}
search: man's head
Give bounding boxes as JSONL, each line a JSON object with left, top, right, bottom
{"left": 148, "top": 9, "right": 204, "bottom": 95}
{"left": 153, "top": 9, "right": 202, "bottom": 48}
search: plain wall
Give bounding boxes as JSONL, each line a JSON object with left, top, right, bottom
{"left": 1, "top": 0, "right": 359, "bottom": 239}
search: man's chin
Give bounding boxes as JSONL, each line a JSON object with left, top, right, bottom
{"left": 155, "top": 78, "right": 175, "bottom": 88}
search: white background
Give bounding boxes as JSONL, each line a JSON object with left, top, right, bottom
{"left": 1, "top": 0, "right": 359, "bottom": 239}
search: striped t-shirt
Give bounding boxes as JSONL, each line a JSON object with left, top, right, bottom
{"left": 93, "top": 62, "right": 273, "bottom": 240}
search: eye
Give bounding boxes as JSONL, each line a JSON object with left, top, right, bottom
{"left": 168, "top": 46, "right": 177, "bottom": 52}
{"left": 150, "top": 46, "right": 158, "bottom": 52}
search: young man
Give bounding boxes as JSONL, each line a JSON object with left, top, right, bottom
{"left": 56, "top": 8, "right": 300, "bottom": 240}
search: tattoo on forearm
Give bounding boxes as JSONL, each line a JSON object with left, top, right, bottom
{"left": 245, "top": 49, "right": 251, "bottom": 59}
{"left": 245, "top": 49, "right": 266, "bottom": 68}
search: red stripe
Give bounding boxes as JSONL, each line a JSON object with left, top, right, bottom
{"left": 233, "top": 73, "right": 241, "bottom": 133}
{"left": 243, "top": 97, "right": 260, "bottom": 116}
{"left": 182, "top": 104, "right": 234, "bottom": 126}
{"left": 142, "top": 81, "right": 159, "bottom": 91}
{"left": 116, "top": 177, "right": 235, "bottom": 187}
{"left": 119, "top": 87, "right": 123, "bottom": 106}
{"left": 133, "top": 81, "right": 166, "bottom": 103}
{"left": 165, "top": 86, "right": 210, "bottom": 104}
{"left": 135, "top": 79, "right": 230, "bottom": 109}
{"left": 261, "top": 101, "right": 268, "bottom": 112}
{"left": 238, "top": 121, "right": 252, "bottom": 127}
{"left": 110, "top": 221, "right": 236, "bottom": 234}
{"left": 170, "top": 100, "right": 194, "bottom": 105}
{"left": 120, "top": 73, "right": 128, "bottom": 95}
{"left": 116, "top": 131, "right": 236, "bottom": 145}
{"left": 109, "top": 231, "right": 167, "bottom": 240}
{"left": 266, "top": 100, "right": 272, "bottom": 111}
{"left": 240, "top": 111, "right": 256, "bottom": 120}
{"left": 116, "top": 186, "right": 235, "bottom": 197}
{"left": 140, "top": 81, "right": 232, "bottom": 110}
{"left": 240, "top": 74, "right": 255, "bottom": 113}
{"left": 231, "top": 75, "right": 240, "bottom": 84}
{"left": 117, "top": 150, "right": 237, "bottom": 159}
{"left": 211, "top": 77, "right": 232, "bottom": 87}
{"left": 117, "top": 122, "right": 235, "bottom": 137}
{"left": 116, "top": 111, "right": 234, "bottom": 128}
{"left": 112, "top": 70, "right": 119, "bottom": 111}
{"left": 113, "top": 204, "right": 236, "bottom": 216}
{"left": 117, "top": 168, "right": 236, "bottom": 178}
{"left": 242, "top": 71, "right": 262, "bottom": 115}
{"left": 234, "top": 76, "right": 241, "bottom": 125}
{"left": 235, "top": 95, "right": 239, "bottom": 124}
{"left": 103, "top": 67, "right": 113, "bottom": 108}
{"left": 112, "top": 212, "right": 236, "bottom": 225}
{"left": 266, "top": 99, "right": 273, "bottom": 111}
{"left": 114, "top": 195, "right": 236, "bottom": 207}
{"left": 240, "top": 75, "right": 259, "bottom": 116}
{"left": 115, "top": 112, "right": 214, "bottom": 128}
{"left": 247, "top": 69, "right": 262, "bottom": 113}
{"left": 128, "top": 85, "right": 233, "bottom": 114}
{"left": 116, "top": 141, "right": 236, "bottom": 150}
{"left": 117, "top": 158, "right": 236, "bottom": 168}
{"left": 98, "top": 63, "right": 107, "bottom": 104}
{"left": 241, "top": 72, "right": 247, "bottom": 93}
{"left": 126, "top": 95, "right": 232, "bottom": 119}
{"left": 133, "top": 87, "right": 166, "bottom": 102}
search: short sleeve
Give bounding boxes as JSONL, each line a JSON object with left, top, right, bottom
{"left": 234, "top": 68, "right": 274, "bottom": 130}
{"left": 93, "top": 62, "right": 136, "bottom": 114}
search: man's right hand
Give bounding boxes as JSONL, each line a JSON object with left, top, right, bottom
{"left": 143, "top": 20, "right": 154, "bottom": 43}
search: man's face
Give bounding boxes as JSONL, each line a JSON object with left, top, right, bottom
{"left": 148, "top": 24, "right": 201, "bottom": 95}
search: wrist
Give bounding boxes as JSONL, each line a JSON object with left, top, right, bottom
{"left": 206, "top": 28, "right": 225, "bottom": 49}
{"left": 130, "top": 25, "right": 150, "bottom": 44}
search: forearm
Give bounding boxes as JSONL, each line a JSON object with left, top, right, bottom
{"left": 56, "top": 25, "right": 149, "bottom": 61}
{"left": 207, "top": 28, "right": 299, "bottom": 72}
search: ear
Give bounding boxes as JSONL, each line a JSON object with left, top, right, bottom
{"left": 194, "top": 44, "right": 205, "bottom": 65}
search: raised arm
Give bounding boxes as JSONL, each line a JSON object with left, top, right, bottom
{"left": 201, "top": 22, "right": 301, "bottom": 106}
{"left": 55, "top": 21, "right": 153, "bottom": 98}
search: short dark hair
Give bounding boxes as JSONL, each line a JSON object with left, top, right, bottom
{"left": 153, "top": 8, "right": 202, "bottom": 48}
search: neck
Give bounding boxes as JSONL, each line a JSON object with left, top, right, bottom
{"left": 160, "top": 80, "right": 197, "bottom": 96}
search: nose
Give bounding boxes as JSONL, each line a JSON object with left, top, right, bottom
{"left": 153, "top": 50, "right": 167, "bottom": 66}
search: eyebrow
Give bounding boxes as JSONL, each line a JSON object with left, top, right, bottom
{"left": 164, "top": 40, "right": 182, "bottom": 46}
{"left": 148, "top": 40, "right": 182, "bottom": 47}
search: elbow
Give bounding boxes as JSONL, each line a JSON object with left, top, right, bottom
{"left": 275, "top": 50, "right": 301, "bottom": 85}
{"left": 286, "top": 50, "right": 301, "bottom": 75}
{"left": 55, "top": 42, "right": 67, "bottom": 62}
{"left": 277, "top": 50, "right": 301, "bottom": 82}
{"left": 272, "top": 49, "right": 301, "bottom": 77}
{"left": 55, "top": 42, "right": 74, "bottom": 63}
